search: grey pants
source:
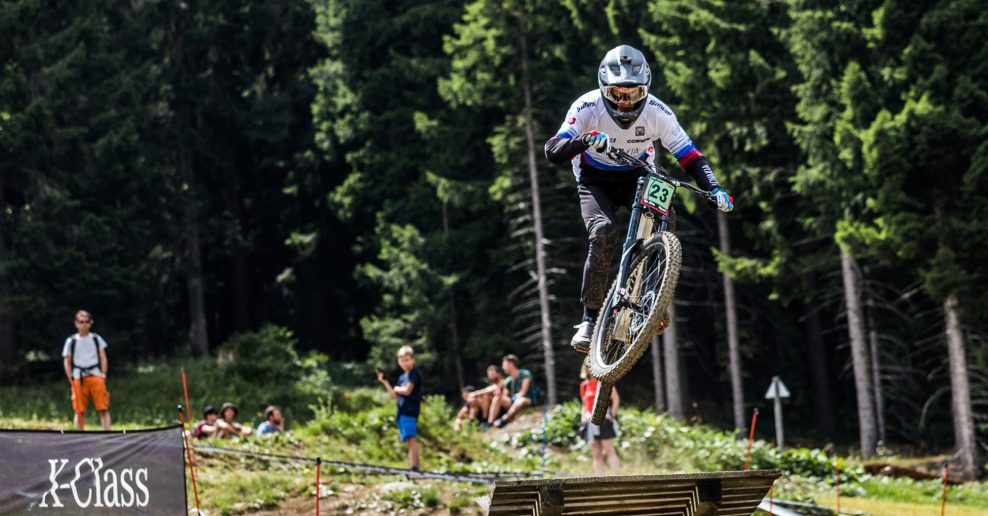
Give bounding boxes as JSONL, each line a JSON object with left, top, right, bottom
{"left": 578, "top": 181, "right": 637, "bottom": 310}
{"left": 578, "top": 180, "right": 676, "bottom": 310}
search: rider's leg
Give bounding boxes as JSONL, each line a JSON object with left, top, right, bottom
{"left": 573, "top": 181, "right": 638, "bottom": 351}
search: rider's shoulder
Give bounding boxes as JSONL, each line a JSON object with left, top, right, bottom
{"left": 568, "top": 90, "right": 603, "bottom": 110}
{"left": 644, "top": 94, "right": 676, "bottom": 118}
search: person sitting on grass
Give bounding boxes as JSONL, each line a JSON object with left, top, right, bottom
{"left": 454, "top": 385, "right": 492, "bottom": 431}
{"left": 193, "top": 406, "right": 224, "bottom": 439}
{"left": 218, "top": 401, "right": 253, "bottom": 439}
{"left": 489, "top": 354, "right": 541, "bottom": 428}
{"left": 376, "top": 345, "right": 422, "bottom": 471}
{"left": 257, "top": 405, "right": 284, "bottom": 436}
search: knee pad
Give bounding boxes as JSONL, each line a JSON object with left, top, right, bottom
{"left": 588, "top": 218, "right": 619, "bottom": 250}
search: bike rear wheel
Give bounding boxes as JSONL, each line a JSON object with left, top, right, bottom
{"left": 588, "top": 231, "right": 682, "bottom": 383}
{"left": 590, "top": 380, "right": 613, "bottom": 426}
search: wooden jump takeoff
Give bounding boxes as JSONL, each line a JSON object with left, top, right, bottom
{"left": 486, "top": 470, "right": 781, "bottom": 516}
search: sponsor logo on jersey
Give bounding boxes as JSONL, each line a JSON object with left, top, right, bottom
{"left": 576, "top": 101, "right": 595, "bottom": 113}
{"left": 626, "top": 138, "right": 649, "bottom": 144}
{"left": 647, "top": 146, "right": 654, "bottom": 153}
{"left": 648, "top": 99, "right": 672, "bottom": 115}
{"left": 568, "top": 117, "right": 576, "bottom": 124}
{"left": 635, "top": 126, "right": 645, "bottom": 136}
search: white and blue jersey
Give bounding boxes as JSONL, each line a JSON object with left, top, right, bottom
{"left": 551, "top": 90, "right": 716, "bottom": 188}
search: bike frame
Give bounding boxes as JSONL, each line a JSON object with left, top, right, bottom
{"left": 606, "top": 148, "right": 710, "bottom": 307}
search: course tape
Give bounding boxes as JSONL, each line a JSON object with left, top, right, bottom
{"left": 192, "top": 445, "right": 555, "bottom": 485}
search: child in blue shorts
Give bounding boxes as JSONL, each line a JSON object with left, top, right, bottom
{"left": 376, "top": 345, "right": 422, "bottom": 471}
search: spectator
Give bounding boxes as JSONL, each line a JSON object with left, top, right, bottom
{"left": 490, "top": 354, "right": 541, "bottom": 428}
{"left": 376, "top": 345, "right": 422, "bottom": 471}
{"left": 579, "top": 364, "right": 620, "bottom": 475}
{"left": 472, "top": 364, "right": 506, "bottom": 428}
{"left": 219, "top": 402, "right": 253, "bottom": 438}
{"left": 257, "top": 405, "right": 284, "bottom": 436}
{"left": 62, "top": 310, "right": 111, "bottom": 430}
{"left": 193, "top": 406, "right": 224, "bottom": 439}
{"left": 454, "top": 385, "right": 491, "bottom": 431}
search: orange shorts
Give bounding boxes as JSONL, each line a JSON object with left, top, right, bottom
{"left": 71, "top": 376, "right": 110, "bottom": 413}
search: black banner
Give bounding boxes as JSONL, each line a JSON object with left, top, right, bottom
{"left": 0, "top": 426, "right": 186, "bottom": 514}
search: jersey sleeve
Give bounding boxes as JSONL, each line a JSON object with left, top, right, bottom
{"left": 62, "top": 338, "right": 72, "bottom": 357}
{"left": 652, "top": 100, "right": 720, "bottom": 190}
{"left": 555, "top": 99, "right": 587, "bottom": 139}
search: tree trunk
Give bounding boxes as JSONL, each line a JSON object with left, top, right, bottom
{"left": 839, "top": 245, "right": 877, "bottom": 457}
{"left": 805, "top": 304, "right": 836, "bottom": 438}
{"left": 864, "top": 289, "right": 886, "bottom": 444}
{"left": 519, "top": 34, "right": 556, "bottom": 406}
{"left": 664, "top": 301, "right": 683, "bottom": 420}
{"left": 171, "top": 4, "right": 209, "bottom": 357}
{"left": 442, "top": 200, "right": 466, "bottom": 390}
{"left": 651, "top": 335, "right": 665, "bottom": 412}
{"left": 0, "top": 174, "right": 12, "bottom": 361}
{"left": 944, "top": 292, "right": 979, "bottom": 480}
{"left": 180, "top": 151, "right": 210, "bottom": 357}
{"left": 717, "top": 211, "right": 745, "bottom": 431}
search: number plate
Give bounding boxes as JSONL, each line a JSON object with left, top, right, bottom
{"left": 641, "top": 175, "right": 676, "bottom": 214}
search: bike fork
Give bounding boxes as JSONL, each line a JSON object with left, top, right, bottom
{"left": 607, "top": 176, "right": 647, "bottom": 313}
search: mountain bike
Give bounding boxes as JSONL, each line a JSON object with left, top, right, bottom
{"left": 588, "top": 148, "right": 716, "bottom": 425}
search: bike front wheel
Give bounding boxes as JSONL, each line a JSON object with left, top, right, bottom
{"left": 588, "top": 231, "right": 682, "bottom": 383}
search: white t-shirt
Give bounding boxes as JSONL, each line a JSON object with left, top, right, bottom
{"left": 62, "top": 333, "right": 107, "bottom": 379}
{"left": 555, "top": 90, "right": 708, "bottom": 183}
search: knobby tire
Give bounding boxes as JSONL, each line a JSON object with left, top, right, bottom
{"left": 588, "top": 231, "right": 682, "bottom": 384}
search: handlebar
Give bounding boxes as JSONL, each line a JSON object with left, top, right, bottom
{"left": 606, "top": 148, "right": 712, "bottom": 199}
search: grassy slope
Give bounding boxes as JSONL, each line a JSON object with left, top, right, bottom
{"left": 2, "top": 359, "right": 986, "bottom": 515}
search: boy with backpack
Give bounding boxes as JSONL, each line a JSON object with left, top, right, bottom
{"left": 62, "top": 310, "right": 111, "bottom": 430}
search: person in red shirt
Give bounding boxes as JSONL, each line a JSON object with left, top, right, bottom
{"left": 579, "top": 364, "right": 621, "bottom": 475}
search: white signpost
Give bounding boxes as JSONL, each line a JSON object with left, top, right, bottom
{"left": 764, "top": 376, "right": 790, "bottom": 451}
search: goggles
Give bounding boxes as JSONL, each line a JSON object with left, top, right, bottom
{"left": 603, "top": 85, "right": 647, "bottom": 104}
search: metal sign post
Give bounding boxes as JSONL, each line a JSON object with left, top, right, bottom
{"left": 764, "top": 376, "right": 790, "bottom": 451}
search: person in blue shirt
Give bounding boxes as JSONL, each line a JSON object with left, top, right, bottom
{"left": 257, "top": 405, "right": 284, "bottom": 436}
{"left": 376, "top": 345, "right": 422, "bottom": 471}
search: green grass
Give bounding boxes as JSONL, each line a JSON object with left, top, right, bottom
{"left": 3, "top": 361, "right": 986, "bottom": 514}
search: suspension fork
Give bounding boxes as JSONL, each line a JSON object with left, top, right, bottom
{"left": 615, "top": 174, "right": 648, "bottom": 289}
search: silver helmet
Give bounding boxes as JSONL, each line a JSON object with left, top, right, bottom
{"left": 597, "top": 45, "right": 652, "bottom": 129}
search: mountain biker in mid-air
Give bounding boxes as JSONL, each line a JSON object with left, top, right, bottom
{"left": 545, "top": 44, "right": 734, "bottom": 354}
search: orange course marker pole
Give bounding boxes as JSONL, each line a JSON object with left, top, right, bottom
{"left": 941, "top": 466, "right": 948, "bottom": 516}
{"left": 182, "top": 368, "right": 193, "bottom": 430}
{"left": 744, "top": 408, "right": 759, "bottom": 471}
{"left": 315, "top": 457, "right": 322, "bottom": 515}
{"left": 179, "top": 406, "right": 202, "bottom": 514}
{"left": 769, "top": 483, "right": 774, "bottom": 514}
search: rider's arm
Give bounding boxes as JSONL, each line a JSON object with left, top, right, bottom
{"left": 545, "top": 135, "right": 590, "bottom": 164}
{"left": 652, "top": 101, "right": 721, "bottom": 191}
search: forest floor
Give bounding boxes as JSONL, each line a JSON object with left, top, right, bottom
{"left": 2, "top": 361, "right": 987, "bottom": 515}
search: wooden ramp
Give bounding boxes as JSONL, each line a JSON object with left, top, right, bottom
{"left": 487, "top": 470, "right": 780, "bottom": 516}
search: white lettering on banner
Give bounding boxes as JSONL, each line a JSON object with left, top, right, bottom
{"left": 36, "top": 457, "right": 151, "bottom": 509}
{"left": 103, "top": 468, "right": 119, "bottom": 507}
{"left": 120, "top": 469, "right": 135, "bottom": 507}
{"left": 93, "top": 457, "right": 105, "bottom": 507}
{"left": 72, "top": 458, "right": 94, "bottom": 507}
{"left": 135, "top": 468, "right": 150, "bottom": 507}
{"left": 39, "top": 459, "right": 69, "bottom": 507}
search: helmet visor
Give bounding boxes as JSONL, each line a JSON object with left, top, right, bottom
{"left": 603, "top": 85, "right": 647, "bottom": 105}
